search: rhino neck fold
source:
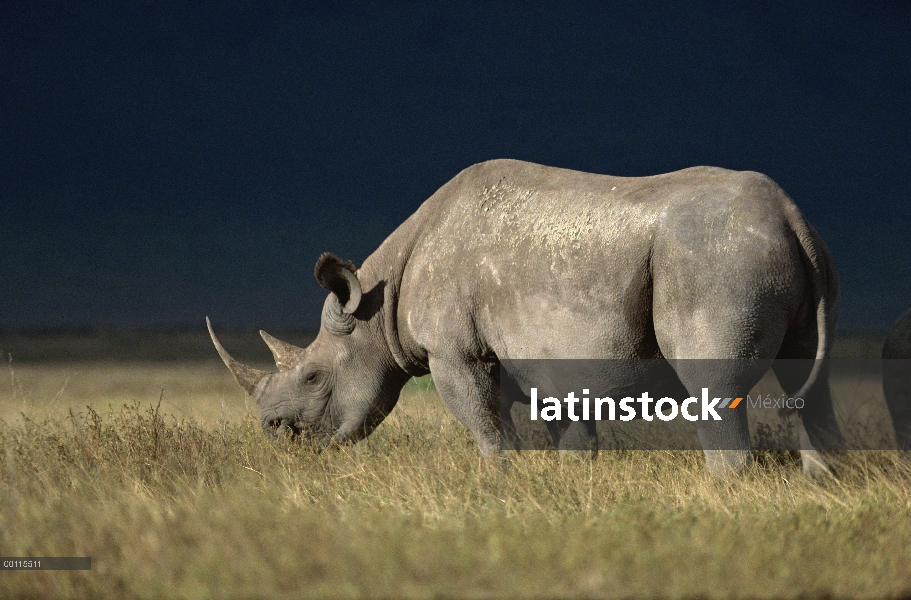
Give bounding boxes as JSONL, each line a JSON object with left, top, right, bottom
{"left": 381, "top": 270, "right": 428, "bottom": 377}
{"left": 359, "top": 214, "right": 430, "bottom": 378}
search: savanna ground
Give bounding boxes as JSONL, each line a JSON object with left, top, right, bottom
{"left": 1, "top": 330, "right": 910, "bottom": 598}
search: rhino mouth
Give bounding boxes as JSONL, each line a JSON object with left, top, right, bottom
{"left": 263, "top": 417, "right": 305, "bottom": 438}
{"left": 264, "top": 416, "right": 346, "bottom": 450}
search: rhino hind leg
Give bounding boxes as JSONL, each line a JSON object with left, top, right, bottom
{"left": 665, "top": 360, "right": 754, "bottom": 476}
{"left": 696, "top": 401, "right": 753, "bottom": 477}
{"left": 666, "top": 353, "right": 788, "bottom": 477}
{"left": 772, "top": 355, "right": 844, "bottom": 478}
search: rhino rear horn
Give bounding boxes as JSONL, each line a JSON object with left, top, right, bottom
{"left": 260, "top": 330, "right": 306, "bottom": 371}
{"left": 206, "top": 317, "right": 270, "bottom": 397}
{"left": 314, "top": 253, "right": 362, "bottom": 314}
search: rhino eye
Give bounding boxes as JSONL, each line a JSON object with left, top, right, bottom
{"left": 305, "top": 372, "right": 319, "bottom": 384}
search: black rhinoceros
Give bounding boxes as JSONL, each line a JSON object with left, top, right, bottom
{"left": 883, "top": 307, "right": 911, "bottom": 454}
{"left": 209, "top": 159, "right": 842, "bottom": 476}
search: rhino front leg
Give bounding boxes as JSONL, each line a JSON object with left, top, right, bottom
{"left": 428, "top": 356, "right": 502, "bottom": 458}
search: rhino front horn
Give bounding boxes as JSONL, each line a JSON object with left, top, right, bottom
{"left": 206, "top": 317, "right": 270, "bottom": 397}
{"left": 260, "top": 330, "right": 306, "bottom": 371}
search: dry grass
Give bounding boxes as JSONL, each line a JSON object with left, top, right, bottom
{"left": 1, "top": 360, "right": 251, "bottom": 426}
{"left": 1, "top": 357, "right": 911, "bottom": 598}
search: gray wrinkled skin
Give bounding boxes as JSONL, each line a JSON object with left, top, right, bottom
{"left": 209, "top": 159, "right": 842, "bottom": 477}
{"left": 883, "top": 307, "right": 911, "bottom": 455}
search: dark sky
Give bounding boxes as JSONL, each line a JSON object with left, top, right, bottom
{"left": 1, "top": 1, "right": 909, "bottom": 331}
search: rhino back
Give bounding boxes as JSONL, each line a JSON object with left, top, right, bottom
{"left": 394, "top": 159, "right": 807, "bottom": 362}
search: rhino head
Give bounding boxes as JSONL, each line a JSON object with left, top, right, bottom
{"left": 208, "top": 253, "right": 410, "bottom": 446}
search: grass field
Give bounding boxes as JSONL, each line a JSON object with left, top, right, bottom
{"left": 1, "top": 331, "right": 910, "bottom": 598}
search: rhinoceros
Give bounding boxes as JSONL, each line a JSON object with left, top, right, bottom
{"left": 883, "top": 307, "right": 911, "bottom": 454}
{"left": 208, "top": 159, "right": 842, "bottom": 476}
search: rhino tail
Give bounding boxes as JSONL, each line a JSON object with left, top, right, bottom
{"left": 780, "top": 201, "right": 838, "bottom": 416}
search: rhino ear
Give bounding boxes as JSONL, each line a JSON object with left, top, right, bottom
{"left": 314, "top": 253, "right": 362, "bottom": 315}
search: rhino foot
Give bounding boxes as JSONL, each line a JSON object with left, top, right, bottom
{"left": 703, "top": 449, "right": 752, "bottom": 478}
